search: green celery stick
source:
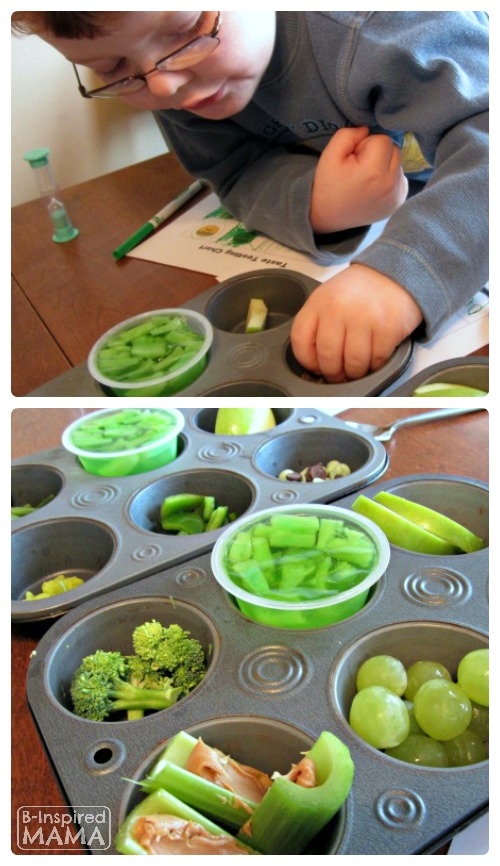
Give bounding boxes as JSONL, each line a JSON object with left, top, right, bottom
{"left": 114, "top": 788, "right": 257, "bottom": 855}
{"left": 237, "top": 731, "right": 354, "bottom": 855}
{"left": 142, "top": 733, "right": 258, "bottom": 830}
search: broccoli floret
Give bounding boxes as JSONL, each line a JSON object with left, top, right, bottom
{"left": 132, "top": 620, "right": 207, "bottom": 696}
{"left": 125, "top": 652, "right": 175, "bottom": 691}
{"left": 70, "top": 649, "right": 182, "bottom": 721}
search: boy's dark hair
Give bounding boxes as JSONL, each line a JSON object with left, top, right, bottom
{"left": 11, "top": 12, "right": 118, "bottom": 38}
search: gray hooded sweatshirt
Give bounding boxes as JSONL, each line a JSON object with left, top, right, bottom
{"left": 155, "top": 11, "right": 488, "bottom": 336}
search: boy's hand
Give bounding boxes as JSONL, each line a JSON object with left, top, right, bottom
{"left": 290, "top": 264, "right": 423, "bottom": 382}
{"left": 311, "top": 127, "right": 408, "bottom": 232}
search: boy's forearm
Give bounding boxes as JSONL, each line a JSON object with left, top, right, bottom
{"left": 156, "top": 109, "right": 370, "bottom": 262}
{"left": 353, "top": 112, "right": 488, "bottom": 338}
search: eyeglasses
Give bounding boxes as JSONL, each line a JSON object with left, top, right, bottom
{"left": 73, "top": 11, "right": 221, "bottom": 98}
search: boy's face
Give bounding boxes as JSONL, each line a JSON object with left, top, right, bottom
{"left": 40, "top": 11, "right": 276, "bottom": 119}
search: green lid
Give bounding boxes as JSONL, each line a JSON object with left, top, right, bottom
{"left": 23, "top": 147, "right": 50, "bottom": 168}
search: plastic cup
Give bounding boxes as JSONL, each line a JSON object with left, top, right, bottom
{"left": 62, "top": 408, "right": 185, "bottom": 477}
{"left": 87, "top": 309, "right": 213, "bottom": 397}
{"left": 211, "top": 504, "right": 390, "bottom": 629}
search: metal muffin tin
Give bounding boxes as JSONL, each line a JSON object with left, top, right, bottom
{"left": 28, "top": 269, "right": 413, "bottom": 397}
{"left": 385, "top": 354, "right": 489, "bottom": 396}
{"left": 26, "top": 472, "right": 488, "bottom": 855}
{"left": 12, "top": 408, "right": 388, "bottom": 622}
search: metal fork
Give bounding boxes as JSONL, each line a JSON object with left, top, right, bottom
{"left": 343, "top": 408, "right": 484, "bottom": 441}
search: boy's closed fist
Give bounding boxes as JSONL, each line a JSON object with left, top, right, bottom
{"left": 311, "top": 127, "right": 409, "bottom": 233}
{"left": 290, "top": 263, "right": 423, "bottom": 382}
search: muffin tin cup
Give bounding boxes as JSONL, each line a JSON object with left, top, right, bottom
{"left": 12, "top": 408, "right": 388, "bottom": 621}
{"left": 385, "top": 355, "right": 489, "bottom": 396}
{"left": 26, "top": 472, "right": 488, "bottom": 854}
{"left": 28, "top": 270, "right": 414, "bottom": 397}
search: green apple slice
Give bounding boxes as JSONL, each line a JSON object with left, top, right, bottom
{"left": 413, "top": 382, "right": 487, "bottom": 397}
{"left": 352, "top": 495, "right": 459, "bottom": 555}
{"left": 215, "top": 408, "right": 276, "bottom": 435}
{"left": 373, "top": 491, "right": 484, "bottom": 553}
{"left": 245, "top": 298, "right": 268, "bottom": 333}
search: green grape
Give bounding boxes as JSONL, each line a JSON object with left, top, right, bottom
{"left": 413, "top": 678, "right": 472, "bottom": 740}
{"left": 468, "top": 701, "right": 489, "bottom": 742}
{"left": 349, "top": 686, "right": 410, "bottom": 749}
{"left": 385, "top": 734, "right": 450, "bottom": 767}
{"left": 404, "top": 660, "right": 452, "bottom": 701}
{"left": 457, "top": 649, "right": 489, "bottom": 707}
{"left": 404, "top": 701, "right": 424, "bottom": 735}
{"left": 356, "top": 655, "right": 407, "bottom": 696}
{"left": 444, "top": 730, "right": 487, "bottom": 766}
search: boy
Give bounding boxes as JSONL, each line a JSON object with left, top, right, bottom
{"left": 12, "top": 12, "right": 488, "bottom": 382}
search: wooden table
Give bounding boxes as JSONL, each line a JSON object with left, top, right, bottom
{"left": 11, "top": 153, "right": 488, "bottom": 396}
{"left": 11, "top": 153, "right": 215, "bottom": 396}
{"left": 11, "top": 407, "right": 488, "bottom": 854}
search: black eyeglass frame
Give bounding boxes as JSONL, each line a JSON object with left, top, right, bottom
{"left": 73, "top": 11, "right": 221, "bottom": 98}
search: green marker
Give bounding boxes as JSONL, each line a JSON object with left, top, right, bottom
{"left": 113, "top": 179, "right": 207, "bottom": 260}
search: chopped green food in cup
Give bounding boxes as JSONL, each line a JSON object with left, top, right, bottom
{"left": 223, "top": 512, "right": 377, "bottom": 602}
{"left": 69, "top": 409, "right": 175, "bottom": 452}
{"left": 96, "top": 314, "right": 205, "bottom": 382}
{"left": 62, "top": 408, "right": 185, "bottom": 476}
{"left": 88, "top": 310, "right": 213, "bottom": 396}
{"left": 211, "top": 504, "right": 389, "bottom": 628}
